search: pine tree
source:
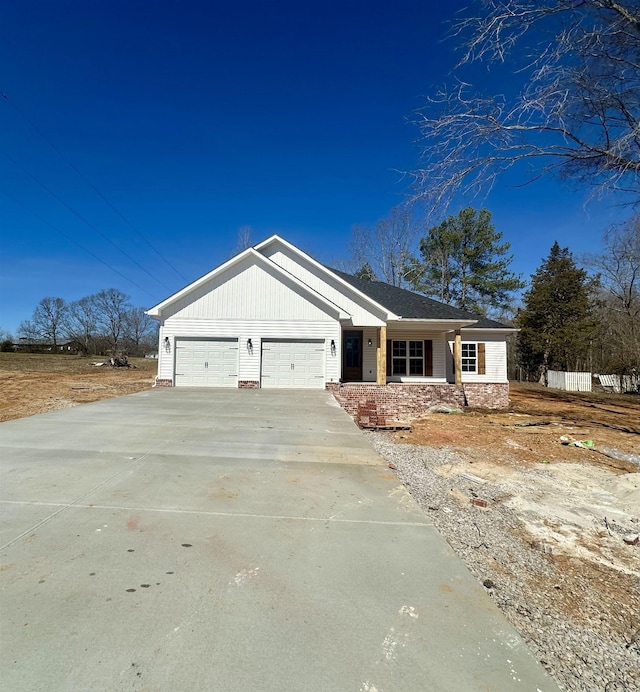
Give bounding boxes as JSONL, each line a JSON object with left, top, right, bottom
{"left": 354, "top": 263, "right": 376, "bottom": 281}
{"left": 410, "top": 207, "right": 524, "bottom": 315}
{"left": 517, "top": 242, "right": 599, "bottom": 381}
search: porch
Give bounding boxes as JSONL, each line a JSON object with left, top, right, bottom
{"left": 333, "top": 323, "right": 508, "bottom": 423}
{"left": 340, "top": 325, "right": 468, "bottom": 387}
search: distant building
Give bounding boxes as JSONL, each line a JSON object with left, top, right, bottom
{"left": 13, "top": 338, "right": 79, "bottom": 353}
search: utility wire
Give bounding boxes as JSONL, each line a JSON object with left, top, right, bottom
{"left": 2, "top": 191, "right": 159, "bottom": 300}
{"left": 2, "top": 150, "right": 173, "bottom": 292}
{"left": 2, "top": 91, "right": 188, "bottom": 282}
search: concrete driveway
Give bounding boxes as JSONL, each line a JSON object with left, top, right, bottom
{"left": 1, "top": 389, "right": 556, "bottom": 691}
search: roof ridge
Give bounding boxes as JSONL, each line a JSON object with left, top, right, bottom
{"left": 328, "top": 267, "right": 510, "bottom": 328}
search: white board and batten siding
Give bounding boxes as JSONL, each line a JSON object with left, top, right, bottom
{"left": 158, "top": 319, "right": 340, "bottom": 386}
{"left": 446, "top": 331, "right": 508, "bottom": 383}
{"left": 155, "top": 255, "right": 342, "bottom": 387}
{"left": 360, "top": 327, "right": 379, "bottom": 382}
{"left": 161, "top": 256, "right": 336, "bottom": 323}
{"left": 260, "top": 245, "right": 387, "bottom": 327}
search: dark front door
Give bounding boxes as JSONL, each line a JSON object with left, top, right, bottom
{"left": 342, "top": 330, "right": 363, "bottom": 382}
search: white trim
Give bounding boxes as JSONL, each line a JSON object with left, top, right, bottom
{"left": 388, "top": 318, "right": 478, "bottom": 330}
{"left": 146, "top": 248, "right": 350, "bottom": 320}
{"left": 147, "top": 248, "right": 254, "bottom": 315}
{"left": 390, "top": 338, "right": 427, "bottom": 377}
{"left": 461, "top": 341, "right": 478, "bottom": 374}
{"left": 255, "top": 234, "right": 400, "bottom": 320}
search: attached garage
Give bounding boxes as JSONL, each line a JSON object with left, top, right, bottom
{"left": 261, "top": 339, "right": 325, "bottom": 388}
{"left": 148, "top": 236, "right": 512, "bottom": 409}
{"left": 174, "top": 338, "right": 238, "bottom": 387}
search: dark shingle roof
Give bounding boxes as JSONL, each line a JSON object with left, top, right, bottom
{"left": 329, "top": 268, "right": 509, "bottom": 329}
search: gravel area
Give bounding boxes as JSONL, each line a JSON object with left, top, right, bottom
{"left": 366, "top": 432, "right": 640, "bottom": 692}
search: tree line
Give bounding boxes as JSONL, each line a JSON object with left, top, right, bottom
{"left": 351, "top": 0, "right": 639, "bottom": 385}
{"left": 350, "top": 207, "right": 640, "bottom": 386}
{"left": 2, "top": 289, "right": 158, "bottom": 356}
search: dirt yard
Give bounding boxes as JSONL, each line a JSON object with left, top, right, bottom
{"left": 0, "top": 353, "right": 157, "bottom": 422}
{"left": 397, "top": 381, "right": 639, "bottom": 577}
{"left": 402, "top": 382, "right": 639, "bottom": 465}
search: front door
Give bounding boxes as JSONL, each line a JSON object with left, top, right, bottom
{"left": 342, "top": 330, "right": 363, "bottom": 382}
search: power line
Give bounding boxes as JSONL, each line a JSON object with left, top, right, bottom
{"left": 2, "top": 91, "right": 188, "bottom": 282}
{"left": 1, "top": 191, "right": 159, "bottom": 300}
{"left": 2, "top": 150, "right": 173, "bottom": 292}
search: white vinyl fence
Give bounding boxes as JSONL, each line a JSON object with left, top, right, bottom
{"left": 547, "top": 370, "right": 592, "bottom": 392}
{"left": 597, "top": 374, "right": 640, "bottom": 394}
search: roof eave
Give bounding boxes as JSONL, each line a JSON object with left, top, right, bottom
{"left": 255, "top": 234, "right": 400, "bottom": 320}
{"left": 389, "top": 318, "right": 478, "bottom": 329}
{"left": 146, "top": 247, "right": 351, "bottom": 320}
{"left": 257, "top": 253, "right": 351, "bottom": 319}
{"left": 146, "top": 247, "right": 257, "bottom": 315}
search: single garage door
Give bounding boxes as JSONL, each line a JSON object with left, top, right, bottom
{"left": 174, "top": 338, "right": 238, "bottom": 387}
{"left": 261, "top": 339, "right": 325, "bottom": 388}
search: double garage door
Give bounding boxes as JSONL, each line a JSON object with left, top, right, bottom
{"left": 174, "top": 338, "right": 238, "bottom": 387}
{"left": 174, "top": 338, "right": 325, "bottom": 389}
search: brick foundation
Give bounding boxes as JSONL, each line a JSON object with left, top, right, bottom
{"left": 238, "top": 380, "right": 260, "bottom": 389}
{"left": 326, "top": 382, "right": 509, "bottom": 425}
{"left": 154, "top": 378, "right": 173, "bottom": 387}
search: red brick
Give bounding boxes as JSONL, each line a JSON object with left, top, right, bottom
{"left": 327, "top": 382, "right": 509, "bottom": 422}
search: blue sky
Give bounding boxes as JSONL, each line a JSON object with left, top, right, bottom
{"left": 0, "top": 0, "right": 629, "bottom": 334}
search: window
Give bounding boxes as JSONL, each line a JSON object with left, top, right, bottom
{"left": 392, "top": 340, "right": 424, "bottom": 376}
{"left": 461, "top": 343, "right": 477, "bottom": 373}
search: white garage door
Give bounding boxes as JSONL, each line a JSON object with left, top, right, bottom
{"left": 261, "top": 339, "right": 325, "bottom": 389}
{"left": 174, "top": 338, "right": 238, "bottom": 387}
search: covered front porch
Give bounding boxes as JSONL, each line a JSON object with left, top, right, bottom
{"left": 331, "top": 320, "right": 509, "bottom": 423}
{"left": 339, "top": 321, "right": 471, "bottom": 387}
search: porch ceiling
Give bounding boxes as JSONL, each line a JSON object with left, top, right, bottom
{"left": 386, "top": 319, "right": 477, "bottom": 331}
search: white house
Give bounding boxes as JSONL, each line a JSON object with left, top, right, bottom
{"left": 146, "top": 235, "right": 515, "bottom": 420}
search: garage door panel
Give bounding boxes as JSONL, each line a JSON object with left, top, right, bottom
{"left": 261, "top": 340, "right": 325, "bottom": 389}
{"left": 175, "top": 338, "right": 238, "bottom": 387}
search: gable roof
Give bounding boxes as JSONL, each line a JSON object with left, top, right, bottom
{"left": 329, "top": 269, "right": 510, "bottom": 329}
{"left": 146, "top": 247, "right": 350, "bottom": 319}
{"left": 255, "top": 234, "right": 397, "bottom": 320}
{"left": 146, "top": 234, "right": 512, "bottom": 330}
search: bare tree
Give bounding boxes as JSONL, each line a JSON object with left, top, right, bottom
{"left": 589, "top": 214, "right": 640, "bottom": 317}
{"left": 17, "top": 320, "right": 39, "bottom": 345}
{"left": 67, "top": 295, "right": 99, "bottom": 355}
{"left": 93, "top": 289, "right": 131, "bottom": 353}
{"left": 585, "top": 214, "right": 640, "bottom": 379}
{"left": 413, "top": 0, "right": 640, "bottom": 211}
{"left": 351, "top": 206, "right": 418, "bottom": 287}
{"left": 30, "top": 297, "right": 68, "bottom": 348}
{"left": 123, "top": 307, "right": 157, "bottom": 355}
{"left": 234, "top": 226, "right": 253, "bottom": 254}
